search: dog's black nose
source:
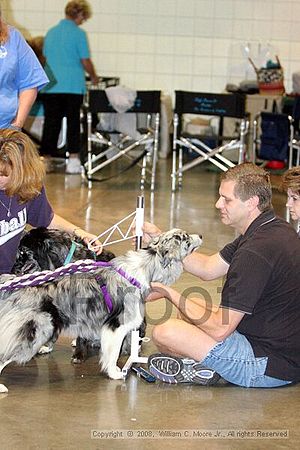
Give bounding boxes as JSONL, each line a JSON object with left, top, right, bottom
{"left": 199, "top": 234, "right": 202, "bottom": 240}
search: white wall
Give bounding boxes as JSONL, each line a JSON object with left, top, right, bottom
{"left": 2, "top": 0, "right": 300, "bottom": 95}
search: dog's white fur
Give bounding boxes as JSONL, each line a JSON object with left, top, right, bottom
{"left": 0, "top": 229, "right": 201, "bottom": 392}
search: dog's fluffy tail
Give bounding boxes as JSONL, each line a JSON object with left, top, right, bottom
{"left": 0, "top": 307, "right": 54, "bottom": 365}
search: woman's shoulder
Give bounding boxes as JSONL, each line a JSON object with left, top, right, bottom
{"left": 7, "top": 25, "right": 26, "bottom": 45}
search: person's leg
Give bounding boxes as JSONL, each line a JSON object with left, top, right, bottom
{"left": 65, "top": 94, "right": 84, "bottom": 174}
{"left": 152, "top": 318, "right": 218, "bottom": 361}
{"left": 200, "top": 331, "right": 292, "bottom": 388}
{"left": 148, "top": 319, "right": 221, "bottom": 385}
{"left": 149, "top": 326, "right": 293, "bottom": 388}
{"left": 40, "top": 94, "right": 64, "bottom": 158}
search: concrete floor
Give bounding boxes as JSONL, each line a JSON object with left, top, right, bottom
{"left": 0, "top": 158, "right": 299, "bottom": 450}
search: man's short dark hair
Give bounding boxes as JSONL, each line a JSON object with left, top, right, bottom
{"left": 220, "top": 163, "right": 272, "bottom": 212}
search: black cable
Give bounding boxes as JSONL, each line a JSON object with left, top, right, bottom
{"left": 84, "top": 149, "right": 148, "bottom": 183}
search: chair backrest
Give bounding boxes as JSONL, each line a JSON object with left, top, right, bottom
{"left": 292, "top": 96, "right": 300, "bottom": 120}
{"left": 259, "top": 112, "right": 290, "bottom": 161}
{"left": 88, "top": 90, "right": 161, "bottom": 114}
{"left": 174, "top": 91, "right": 246, "bottom": 118}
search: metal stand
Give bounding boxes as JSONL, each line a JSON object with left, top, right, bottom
{"left": 121, "top": 195, "right": 148, "bottom": 378}
{"left": 121, "top": 331, "right": 149, "bottom": 378}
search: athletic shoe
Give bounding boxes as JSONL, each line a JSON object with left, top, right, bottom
{"left": 148, "top": 353, "right": 220, "bottom": 385}
{"left": 40, "top": 156, "right": 54, "bottom": 173}
{"left": 66, "top": 157, "right": 82, "bottom": 174}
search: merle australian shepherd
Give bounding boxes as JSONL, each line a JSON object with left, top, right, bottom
{"left": 0, "top": 228, "right": 202, "bottom": 393}
{"left": 11, "top": 227, "right": 115, "bottom": 363}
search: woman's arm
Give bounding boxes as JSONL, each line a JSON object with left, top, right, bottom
{"left": 11, "top": 88, "right": 38, "bottom": 129}
{"left": 48, "top": 213, "right": 102, "bottom": 254}
{"left": 81, "top": 58, "right": 99, "bottom": 84}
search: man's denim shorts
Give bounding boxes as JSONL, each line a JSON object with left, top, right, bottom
{"left": 201, "top": 331, "right": 292, "bottom": 388}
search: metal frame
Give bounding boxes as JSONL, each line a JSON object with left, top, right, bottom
{"left": 84, "top": 90, "right": 161, "bottom": 191}
{"left": 171, "top": 91, "right": 248, "bottom": 191}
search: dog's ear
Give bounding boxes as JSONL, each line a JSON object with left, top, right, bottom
{"left": 148, "top": 237, "right": 181, "bottom": 269}
{"left": 159, "top": 244, "right": 182, "bottom": 268}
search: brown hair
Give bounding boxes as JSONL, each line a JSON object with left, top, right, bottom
{"left": 281, "top": 166, "right": 300, "bottom": 195}
{"left": 0, "top": 129, "right": 45, "bottom": 203}
{"left": 26, "top": 36, "right": 45, "bottom": 66}
{"left": 65, "top": 0, "right": 92, "bottom": 21}
{"left": 0, "top": 5, "right": 9, "bottom": 45}
{"left": 220, "top": 163, "right": 272, "bottom": 212}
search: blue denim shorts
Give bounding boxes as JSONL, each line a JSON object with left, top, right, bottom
{"left": 201, "top": 331, "right": 292, "bottom": 388}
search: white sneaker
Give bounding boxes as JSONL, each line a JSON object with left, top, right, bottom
{"left": 40, "top": 156, "right": 54, "bottom": 173}
{"left": 66, "top": 157, "right": 82, "bottom": 174}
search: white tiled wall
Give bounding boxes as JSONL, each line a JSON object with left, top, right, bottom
{"left": 2, "top": 0, "right": 300, "bottom": 95}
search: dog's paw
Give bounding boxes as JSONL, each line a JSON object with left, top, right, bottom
{"left": 107, "top": 366, "right": 123, "bottom": 380}
{"left": 38, "top": 344, "right": 53, "bottom": 355}
{"left": 0, "top": 384, "right": 8, "bottom": 394}
{"left": 71, "top": 356, "right": 84, "bottom": 364}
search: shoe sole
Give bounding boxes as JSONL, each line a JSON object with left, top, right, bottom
{"left": 148, "top": 353, "right": 220, "bottom": 385}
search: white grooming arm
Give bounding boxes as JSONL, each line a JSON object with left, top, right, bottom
{"left": 122, "top": 196, "right": 148, "bottom": 378}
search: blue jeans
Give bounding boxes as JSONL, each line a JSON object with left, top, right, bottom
{"left": 201, "top": 331, "right": 292, "bottom": 388}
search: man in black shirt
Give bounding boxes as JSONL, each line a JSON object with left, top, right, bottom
{"left": 144, "top": 163, "right": 300, "bottom": 387}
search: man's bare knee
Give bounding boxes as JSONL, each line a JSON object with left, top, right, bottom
{"left": 152, "top": 323, "right": 174, "bottom": 347}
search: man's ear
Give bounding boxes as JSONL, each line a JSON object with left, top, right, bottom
{"left": 247, "top": 195, "right": 259, "bottom": 211}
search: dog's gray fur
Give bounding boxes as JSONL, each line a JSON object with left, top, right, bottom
{"left": 0, "top": 229, "right": 201, "bottom": 392}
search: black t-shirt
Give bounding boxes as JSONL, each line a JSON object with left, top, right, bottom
{"left": 220, "top": 210, "right": 300, "bottom": 381}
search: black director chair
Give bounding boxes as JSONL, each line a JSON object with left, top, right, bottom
{"left": 252, "top": 112, "right": 294, "bottom": 168}
{"left": 84, "top": 90, "right": 161, "bottom": 191}
{"left": 171, "top": 91, "right": 248, "bottom": 191}
{"left": 290, "top": 97, "right": 300, "bottom": 166}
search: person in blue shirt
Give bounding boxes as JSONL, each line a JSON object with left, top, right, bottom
{"left": 40, "top": 0, "right": 99, "bottom": 174}
{"left": 0, "top": 6, "right": 48, "bottom": 131}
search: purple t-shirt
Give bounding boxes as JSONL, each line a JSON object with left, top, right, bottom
{"left": 0, "top": 187, "right": 54, "bottom": 273}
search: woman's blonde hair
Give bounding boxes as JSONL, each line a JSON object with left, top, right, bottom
{"left": 65, "top": 0, "right": 92, "bottom": 21}
{"left": 0, "top": 129, "right": 45, "bottom": 203}
{"left": 0, "top": 5, "right": 9, "bottom": 45}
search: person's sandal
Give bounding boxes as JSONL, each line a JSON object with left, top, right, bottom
{"left": 148, "top": 353, "right": 220, "bottom": 385}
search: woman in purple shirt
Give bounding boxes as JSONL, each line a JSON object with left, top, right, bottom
{"left": 0, "top": 129, "right": 101, "bottom": 274}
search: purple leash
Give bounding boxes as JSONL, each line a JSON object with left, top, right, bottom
{"left": 0, "top": 259, "right": 142, "bottom": 314}
{"left": 0, "top": 260, "right": 110, "bottom": 292}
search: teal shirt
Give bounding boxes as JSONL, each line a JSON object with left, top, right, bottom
{"left": 43, "top": 19, "right": 90, "bottom": 94}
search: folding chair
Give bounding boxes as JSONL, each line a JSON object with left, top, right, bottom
{"left": 84, "top": 90, "right": 161, "bottom": 191}
{"left": 291, "top": 97, "right": 300, "bottom": 166}
{"left": 252, "top": 112, "right": 294, "bottom": 168}
{"left": 171, "top": 91, "right": 248, "bottom": 191}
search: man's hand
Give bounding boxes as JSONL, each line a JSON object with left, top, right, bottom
{"left": 142, "top": 221, "right": 162, "bottom": 245}
{"left": 145, "top": 282, "right": 171, "bottom": 302}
